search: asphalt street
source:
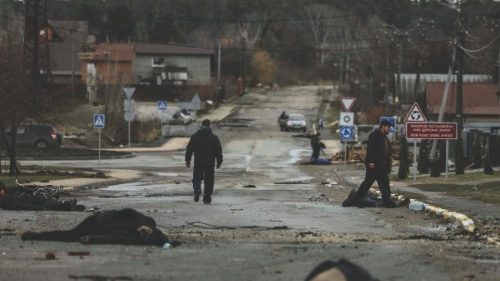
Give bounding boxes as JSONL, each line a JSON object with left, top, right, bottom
{"left": 1, "top": 86, "right": 498, "bottom": 281}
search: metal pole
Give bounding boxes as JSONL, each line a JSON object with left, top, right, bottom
{"left": 395, "top": 37, "right": 403, "bottom": 111}
{"left": 98, "top": 128, "right": 101, "bottom": 170}
{"left": 217, "top": 42, "right": 221, "bottom": 85}
{"left": 445, "top": 140, "right": 449, "bottom": 178}
{"left": 344, "top": 143, "right": 347, "bottom": 167}
{"left": 128, "top": 121, "right": 131, "bottom": 148}
{"left": 413, "top": 140, "right": 417, "bottom": 182}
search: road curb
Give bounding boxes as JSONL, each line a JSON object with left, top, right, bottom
{"left": 368, "top": 188, "right": 476, "bottom": 234}
{"left": 16, "top": 153, "right": 135, "bottom": 161}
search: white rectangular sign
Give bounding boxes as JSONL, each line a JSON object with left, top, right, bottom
{"left": 340, "top": 112, "right": 354, "bottom": 126}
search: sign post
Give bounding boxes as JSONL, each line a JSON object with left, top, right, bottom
{"left": 404, "top": 102, "right": 428, "bottom": 182}
{"left": 406, "top": 122, "right": 457, "bottom": 180}
{"left": 123, "top": 87, "right": 136, "bottom": 147}
{"left": 93, "top": 114, "right": 105, "bottom": 170}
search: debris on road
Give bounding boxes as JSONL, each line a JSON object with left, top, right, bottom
{"left": 45, "top": 252, "right": 56, "bottom": 260}
{"left": 67, "top": 251, "right": 90, "bottom": 256}
{"left": 309, "top": 194, "right": 330, "bottom": 202}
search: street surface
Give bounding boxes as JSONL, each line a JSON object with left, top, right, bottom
{"left": 1, "top": 86, "right": 499, "bottom": 281}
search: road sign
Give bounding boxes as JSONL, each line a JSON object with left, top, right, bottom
{"left": 123, "top": 87, "right": 135, "bottom": 99}
{"left": 338, "top": 96, "right": 356, "bottom": 112}
{"left": 93, "top": 114, "right": 105, "bottom": 129}
{"left": 339, "top": 126, "right": 355, "bottom": 141}
{"left": 340, "top": 112, "right": 354, "bottom": 126}
{"left": 157, "top": 100, "right": 168, "bottom": 111}
{"left": 404, "top": 102, "right": 427, "bottom": 123}
{"left": 380, "top": 116, "right": 397, "bottom": 133}
{"left": 406, "top": 122, "right": 457, "bottom": 140}
{"left": 124, "top": 111, "right": 135, "bottom": 122}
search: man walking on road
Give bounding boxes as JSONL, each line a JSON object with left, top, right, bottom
{"left": 185, "top": 119, "right": 223, "bottom": 204}
{"left": 344, "top": 119, "right": 398, "bottom": 208}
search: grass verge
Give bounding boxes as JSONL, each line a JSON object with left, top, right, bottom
{"left": 411, "top": 181, "right": 500, "bottom": 205}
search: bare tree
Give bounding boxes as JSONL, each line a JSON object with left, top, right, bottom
{"left": 303, "top": 4, "right": 336, "bottom": 68}
{"left": 0, "top": 50, "right": 41, "bottom": 175}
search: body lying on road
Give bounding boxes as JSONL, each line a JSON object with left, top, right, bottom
{"left": 21, "top": 208, "right": 171, "bottom": 246}
{"left": 0, "top": 184, "right": 84, "bottom": 211}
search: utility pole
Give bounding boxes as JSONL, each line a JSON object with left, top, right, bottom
{"left": 385, "top": 45, "right": 390, "bottom": 104}
{"left": 395, "top": 36, "right": 403, "bottom": 112}
{"left": 217, "top": 42, "right": 221, "bottom": 86}
{"left": 497, "top": 48, "right": 500, "bottom": 102}
{"left": 23, "top": 0, "right": 50, "bottom": 97}
{"left": 241, "top": 37, "right": 247, "bottom": 94}
{"left": 455, "top": 1, "right": 466, "bottom": 175}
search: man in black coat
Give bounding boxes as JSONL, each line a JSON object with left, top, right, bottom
{"left": 344, "top": 119, "right": 398, "bottom": 208}
{"left": 310, "top": 132, "right": 322, "bottom": 161}
{"left": 185, "top": 119, "right": 223, "bottom": 204}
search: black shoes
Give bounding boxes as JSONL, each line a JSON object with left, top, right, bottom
{"left": 194, "top": 194, "right": 200, "bottom": 202}
{"left": 203, "top": 196, "right": 212, "bottom": 204}
{"left": 382, "top": 200, "right": 398, "bottom": 208}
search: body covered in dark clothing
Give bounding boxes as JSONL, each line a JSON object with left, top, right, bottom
{"left": 22, "top": 208, "right": 169, "bottom": 246}
{"left": 185, "top": 120, "right": 223, "bottom": 204}
{"left": 0, "top": 186, "right": 84, "bottom": 211}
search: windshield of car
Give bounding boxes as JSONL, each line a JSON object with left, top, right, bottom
{"left": 288, "top": 115, "right": 304, "bottom": 121}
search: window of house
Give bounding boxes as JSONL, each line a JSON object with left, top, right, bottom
{"left": 152, "top": 57, "right": 165, "bottom": 67}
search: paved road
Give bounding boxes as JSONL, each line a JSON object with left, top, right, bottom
{"left": 2, "top": 86, "right": 498, "bottom": 281}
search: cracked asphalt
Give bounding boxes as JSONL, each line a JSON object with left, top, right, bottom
{"left": 1, "top": 86, "right": 499, "bottom": 281}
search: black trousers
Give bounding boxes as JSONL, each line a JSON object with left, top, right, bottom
{"left": 192, "top": 165, "right": 215, "bottom": 197}
{"left": 355, "top": 168, "right": 392, "bottom": 203}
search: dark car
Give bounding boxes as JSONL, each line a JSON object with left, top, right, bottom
{"left": 11, "top": 124, "right": 63, "bottom": 149}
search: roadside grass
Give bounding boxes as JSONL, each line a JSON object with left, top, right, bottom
{"left": 411, "top": 181, "right": 500, "bottom": 205}
{"left": 395, "top": 191, "right": 426, "bottom": 201}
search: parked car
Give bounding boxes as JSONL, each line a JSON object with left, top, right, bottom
{"left": 167, "top": 109, "right": 195, "bottom": 125}
{"left": 8, "top": 124, "right": 63, "bottom": 149}
{"left": 283, "top": 113, "right": 307, "bottom": 132}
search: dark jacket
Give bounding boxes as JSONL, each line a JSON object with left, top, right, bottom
{"left": 185, "top": 126, "right": 223, "bottom": 168}
{"left": 365, "top": 129, "right": 392, "bottom": 175}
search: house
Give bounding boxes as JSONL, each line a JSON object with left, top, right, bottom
{"left": 79, "top": 42, "right": 214, "bottom": 101}
{"left": 48, "top": 21, "right": 88, "bottom": 86}
{"left": 425, "top": 82, "right": 500, "bottom": 129}
{"left": 79, "top": 43, "right": 136, "bottom": 86}
{"left": 425, "top": 81, "right": 500, "bottom": 162}
{"left": 133, "top": 43, "right": 214, "bottom": 87}
{"left": 397, "top": 73, "right": 491, "bottom": 105}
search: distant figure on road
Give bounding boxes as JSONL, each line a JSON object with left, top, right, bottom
{"left": 278, "top": 111, "right": 288, "bottom": 131}
{"left": 185, "top": 119, "right": 223, "bottom": 204}
{"left": 310, "top": 132, "right": 322, "bottom": 161}
{"left": 317, "top": 116, "right": 324, "bottom": 130}
{"left": 343, "top": 119, "right": 398, "bottom": 208}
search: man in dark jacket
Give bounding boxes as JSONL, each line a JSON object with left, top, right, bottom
{"left": 185, "top": 119, "right": 223, "bottom": 204}
{"left": 310, "top": 132, "right": 322, "bottom": 161}
{"left": 344, "top": 119, "right": 398, "bottom": 208}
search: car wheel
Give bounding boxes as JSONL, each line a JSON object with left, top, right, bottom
{"left": 302, "top": 128, "right": 307, "bottom": 132}
{"left": 35, "top": 140, "right": 48, "bottom": 149}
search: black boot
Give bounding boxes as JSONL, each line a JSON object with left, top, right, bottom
{"left": 194, "top": 193, "right": 200, "bottom": 202}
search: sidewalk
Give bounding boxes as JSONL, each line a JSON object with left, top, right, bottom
{"left": 30, "top": 169, "right": 142, "bottom": 190}
{"left": 104, "top": 137, "right": 189, "bottom": 153}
